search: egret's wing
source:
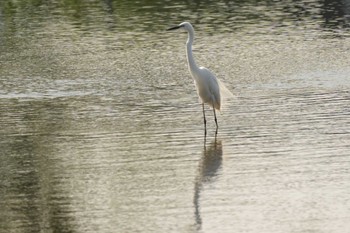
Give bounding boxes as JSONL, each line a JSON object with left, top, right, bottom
{"left": 196, "top": 67, "right": 233, "bottom": 111}
{"left": 195, "top": 67, "right": 218, "bottom": 104}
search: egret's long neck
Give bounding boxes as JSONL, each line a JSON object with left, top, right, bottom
{"left": 186, "top": 29, "right": 199, "bottom": 74}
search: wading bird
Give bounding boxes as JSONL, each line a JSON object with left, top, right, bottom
{"left": 167, "top": 22, "right": 232, "bottom": 135}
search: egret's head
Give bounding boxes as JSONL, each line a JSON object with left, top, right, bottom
{"left": 167, "top": 22, "right": 193, "bottom": 32}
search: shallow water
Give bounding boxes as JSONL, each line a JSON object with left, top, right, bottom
{"left": 1, "top": 1, "right": 350, "bottom": 233}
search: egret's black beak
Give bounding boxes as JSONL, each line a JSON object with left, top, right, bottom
{"left": 167, "top": 25, "right": 182, "bottom": 31}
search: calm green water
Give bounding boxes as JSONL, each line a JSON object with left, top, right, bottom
{"left": 1, "top": 1, "right": 350, "bottom": 233}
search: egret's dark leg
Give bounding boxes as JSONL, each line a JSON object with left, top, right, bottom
{"left": 213, "top": 107, "right": 218, "bottom": 134}
{"left": 202, "top": 103, "right": 207, "bottom": 135}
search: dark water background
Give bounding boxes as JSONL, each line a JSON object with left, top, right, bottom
{"left": 1, "top": 0, "right": 350, "bottom": 232}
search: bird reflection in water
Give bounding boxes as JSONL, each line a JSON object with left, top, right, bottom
{"left": 194, "top": 136, "right": 223, "bottom": 230}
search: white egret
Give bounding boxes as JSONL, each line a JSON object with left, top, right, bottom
{"left": 167, "top": 22, "right": 232, "bottom": 135}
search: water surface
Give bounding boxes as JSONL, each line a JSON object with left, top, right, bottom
{"left": 1, "top": 1, "right": 350, "bottom": 232}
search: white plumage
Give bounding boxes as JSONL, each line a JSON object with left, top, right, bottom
{"left": 167, "top": 22, "right": 232, "bottom": 134}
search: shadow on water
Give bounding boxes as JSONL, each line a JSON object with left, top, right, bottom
{"left": 193, "top": 135, "right": 223, "bottom": 231}
{"left": 0, "top": 99, "right": 76, "bottom": 232}
{"left": 0, "top": 134, "right": 75, "bottom": 233}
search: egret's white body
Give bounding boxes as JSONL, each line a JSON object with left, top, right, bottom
{"left": 191, "top": 66, "right": 221, "bottom": 110}
{"left": 167, "top": 22, "right": 231, "bottom": 134}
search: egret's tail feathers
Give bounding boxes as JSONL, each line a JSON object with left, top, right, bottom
{"left": 218, "top": 79, "right": 234, "bottom": 112}
{"left": 218, "top": 79, "right": 234, "bottom": 99}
